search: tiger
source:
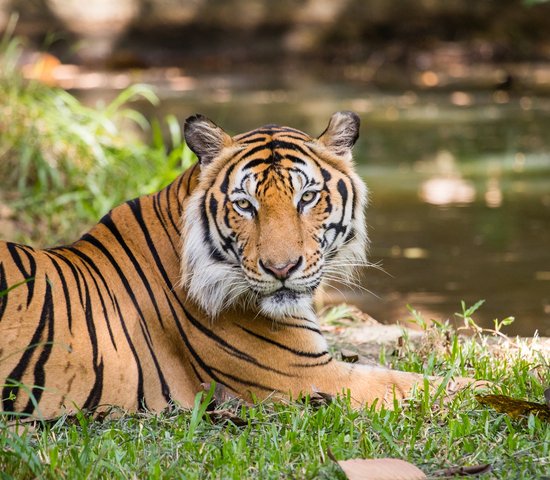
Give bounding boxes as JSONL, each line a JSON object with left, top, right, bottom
{"left": 0, "top": 111, "right": 472, "bottom": 420}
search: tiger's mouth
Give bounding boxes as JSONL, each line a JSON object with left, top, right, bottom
{"left": 258, "top": 287, "right": 314, "bottom": 319}
{"left": 267, "top": 287, "right": 300, "bottom": 302}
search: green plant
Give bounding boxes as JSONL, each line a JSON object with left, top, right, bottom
{"left": 0, "top": 33, "right": 196, "bottom": 244}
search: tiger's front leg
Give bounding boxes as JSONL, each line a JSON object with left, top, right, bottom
{"left": 192, "top": 310, "right": 440, "bottom": 408}
{"left": 297, "top": 360, "right": 486, "bottom": 408}
{"left": 292, "top": 361, "right": 426, "bottom": 408}
{"left": 191, "top": 308, "right": 489, "bottom": 409}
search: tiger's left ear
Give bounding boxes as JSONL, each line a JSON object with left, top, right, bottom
{"left": 317, "top": 111, "right": 360, "bottom": 160}
{"left": 184, "top": 114, "right": 233, "bottom": 166}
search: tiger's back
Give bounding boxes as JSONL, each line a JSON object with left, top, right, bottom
{"left": 0, "top": 168, "right": 201, "bottom": 417}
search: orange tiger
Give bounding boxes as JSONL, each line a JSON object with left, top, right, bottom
{"left": 0, "top": 112, "right": 470, "bottom": 419}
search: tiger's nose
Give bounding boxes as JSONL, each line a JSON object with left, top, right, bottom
{"left": 259, "top": 257, "right": 303, "bottom": 280}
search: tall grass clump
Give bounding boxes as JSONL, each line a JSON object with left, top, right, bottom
{"left": 0, "top": 21, "right": 194, "bottom": 244}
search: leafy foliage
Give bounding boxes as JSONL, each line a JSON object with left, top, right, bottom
{"left": 0, "top": 30, "right": 194, "bottom": 244}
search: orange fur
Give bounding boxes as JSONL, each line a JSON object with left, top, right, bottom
{"left": 0, "top": 113, "right": 455, "bottom": 420}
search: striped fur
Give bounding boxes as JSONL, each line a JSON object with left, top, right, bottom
{"left": 0, "top": 112, "right": 426, "bottom": 420}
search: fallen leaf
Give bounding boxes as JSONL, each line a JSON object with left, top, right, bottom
{"left": 309, "top": 388, "right": 335, "bottom": 407}
{"left": 341, "top": 349, "right": 359, "bottom": 363}
{"left": 206, "top": 408, "right": 247, "bottom": 427}
{"left": 433, "top": 463, "right": 492, "bottom": 477}
{"left": 544, "top": 387, "right": 550, "bottom": 408}
{"left": 336, "top": 458, "right": 426, "bottom": 480}
{"left": 476, "top": 394, "right": 550, "bottom": 421}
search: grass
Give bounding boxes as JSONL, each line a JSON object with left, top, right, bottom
{"left": 0, "top": 309, "right": 549, "bottom": 479}
{"left": 1, "top": 32, "right": 549, "bottom": 480}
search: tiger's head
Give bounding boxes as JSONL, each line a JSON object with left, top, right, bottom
{"left": 181, "top": 112, "right": 368, "bottom": 320}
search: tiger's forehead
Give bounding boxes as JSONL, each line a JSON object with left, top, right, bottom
{"left": 233, "top": 125, "right": 312, "bottom": 145}
{"left": 220, "top": 125, "right": 321, "bottom": 196}
{"left": 230, "top": 124, "right": 316, "bottom": 171}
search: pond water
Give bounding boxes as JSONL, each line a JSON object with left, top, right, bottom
{"left": 81, "top": 71, "right": 550, "bottom": 336}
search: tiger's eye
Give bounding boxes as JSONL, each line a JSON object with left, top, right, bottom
{"left": 236, "top": 199, "right": 252, "bottom": 210}
{"left": 301, "top": 191, "right": 316, "bottom": 204}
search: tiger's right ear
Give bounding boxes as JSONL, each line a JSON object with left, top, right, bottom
{"left": 316, "top": 111, "right": 360, "bottom": 161}
{"left": 184, "top": 114, "right": 233, "bottom": 166}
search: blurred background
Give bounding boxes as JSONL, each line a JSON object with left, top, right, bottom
{"left": 1, "top": 0, "right": 550, "bottom": 335}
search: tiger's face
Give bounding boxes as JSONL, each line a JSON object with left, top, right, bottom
{"left": 181, "top": 112, "right": 368, "bottom": 320}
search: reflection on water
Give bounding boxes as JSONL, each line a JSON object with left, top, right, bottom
{"left": 79, "top": 73, "right": 550, "bottom": 336}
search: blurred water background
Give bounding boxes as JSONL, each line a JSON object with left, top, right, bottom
{"left": 2, "top": 0, "right": 550, "bottom": 335}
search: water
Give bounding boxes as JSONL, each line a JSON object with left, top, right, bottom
{"left": 81, "top": 71, "right": 550, "bottom": 336}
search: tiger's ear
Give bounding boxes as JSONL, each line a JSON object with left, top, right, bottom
{"left": 184, "top": 114, "right": 232, "bottom": 166}
{"left": 317, "top": 111, "right": 360, "bottom": 159}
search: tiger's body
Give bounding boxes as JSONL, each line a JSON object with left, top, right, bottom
{"left": 0, "top": 112, "right": 431, "bottom": 419}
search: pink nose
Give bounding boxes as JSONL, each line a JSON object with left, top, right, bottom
{"left": 260, "top": 257, "right": 302, "bottom": 280}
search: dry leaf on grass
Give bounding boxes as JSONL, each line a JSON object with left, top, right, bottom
{"left": 334, "top": 458, "right": 426, "bottom": 480}
{"left": 476, "top": 393, "right": 550, "bottom": 421}
{"left": 201, "top": 383, "right": 248, "bottom": 426}
{"left": 433, "top": 463, "right": 492, "bottom": 477}
{"left": 308, "top": 387, "right": 335, "bottom": 407}
{"left": 206, "top": 408, "right": 248, "bottom": 427}
{"left": 341, "top": 349, "right": 359, "bottom": 363}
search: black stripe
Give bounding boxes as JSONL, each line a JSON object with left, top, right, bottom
{"left": 47, "top": 249, "right": 86, "bottom": 312}
{"left": 291, "top": 357, "right": 333, "bottom": 368}
{"left": 174, "top": 174, "right": 187, "bottom": 209}
{"left": 77, "top": 259, "right": 118, "bottom": 351}
{"left": 2, "top": 279, "right": 54, "bottom": 413}
{"left": 235, "top": 130, "right": 270, "bottom": 141}
{"left": 220, "top": 161, "right": 239, "bottom": 194}
{"left": 6, "top": 243, "right": 36, "bottom": 308}
{"left": 279, "top": 153, "right": 306, "bottom": 165}
{"left": 58, "top": 248, "right": 116, "bottom": 311}
{"left": 200, "top": 196, "right": 226, "bottom": 262}
{"left": 237, "top": 326, "right": 329, "bottom": 358}
{"left": 163, "top": 182, "right": 180, "bottom": 234}
{"left": 210, "top": 367, "right": 281, "bottom": 393}
{"left": 190, "top": 362, "right": 204, "bottom": 384}
{"left": 20, "top": 247, "right": 37, "bottom": 307}
{"left": 81, "top": 278, "right": 104, "bottom": 410}
{"left": 22, "top": 279, "right": 55, "bottom": 414}
{"left": 272, "top": 321, "right": 323, "bottom": 335}
{"left": 278, "top": 133, "right": 311, "bottom": 142}
{"left": 47, "top": 254, "right": 73, "bottom": 333}
{"left": 100, "top": 207, "right": 166, "bottom": 330}
{"left": 321, "top": 167, "right": 331, "bottom": 182}
{"left": 152, "top": 193, "right": 179, "bottom": 256}
{"left": 240, "top": 135, "right": 269, "bottom": 144}
{"left": 186, "top": 163, "right": 198, "bottom": 194}
{"left": 236, "top": 126, "right": 307, "bottom": 142}
{"left": 81, "top": 233, "right": 171, "bottom": 403}
{"left": 182, "top": 304, "right": 292, "bottom": 377}
{"left": 337, "top": 179, "right": 349, "bottom": 216}
{"left": 128, "top": 198, "right": 175, "bottom": 292}
{"left": 112, "top": 295, "right": 146, "bottom": 410}
{"left": 171, "top": 305, "right": 276, "bottom": 394}
{"left": 235, "top": 145, "right": 274, "bottom": 168}
{"left": 206, "top": 194, "right": 238, "bottom": 259}
{"left": 167, "top": 298, "right": 281, "bottom": 392}
{"left": 0, "top": 262, "right": 8, "bottom": 320}
{"left": 170, "top": 308, "right": 237, "bottom": 391}
{"left": 274, "top": 140, "right": 313, "bottom": 156}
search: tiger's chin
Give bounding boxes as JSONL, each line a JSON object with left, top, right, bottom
{"left": 258, "top": 289, "right": 314, "bottom": 320}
